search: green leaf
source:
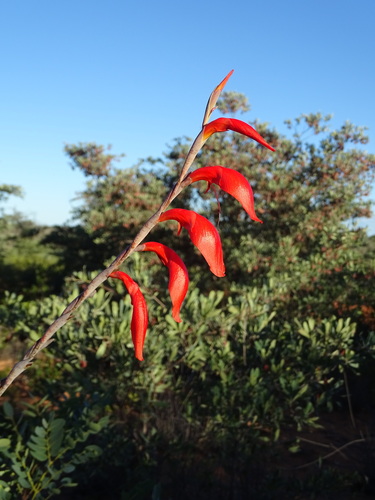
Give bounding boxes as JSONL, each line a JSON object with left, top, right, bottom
{"left": 50, "top": 417, "right": 65, "bottom": 435}
{"left": 61, "top": 477, "right": 78, "bottom": 487}
{"left": 289, "top": 444, "right": 300, "bottom": 453}
{"left": 2, "top": 402, "right": 13, "bottom": 419}
{"left": 0, "top": 439, "right": 11, "bottom": 450}
{"left": 297, "top": 327, "right": 310, "bottom": 339}
{"left": 62, "top": 464, "right": 75, "bottom": 474}
{"left": 29, "top": 448, "right": 48, "bottom": 462}
{"left": 249, "top": 367, "right": 260, "bottom": 386}
{"left": 336, "top": 318, "right": 344, "bottom": 333}
{"left": 292, "top": 384, "right": 309, "bottom": 402}
{"left": 50, "top": 418, "right": 65, "bottom": 457}
{"left": 34, "top": 426, "right": 47, "bottom": 438}
{"left": 17, "top": 476, "right": 31, "bottom": 489}
{"left": 10, "top": 464, "right": 30, "bottom": 488}
{"left": 96, "top": 341, "right": 107, "bottom": 359}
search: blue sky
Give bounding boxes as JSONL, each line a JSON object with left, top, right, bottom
{"left": 1, "top": 0, "right": 374, "bottom": 232}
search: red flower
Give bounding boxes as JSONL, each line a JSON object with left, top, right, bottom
{"left": 137, "top": 242, "right": 189, "bottom": 322}
{"left": 202, "top": 117, "right": 275, "bottom": 152}
{"left": 109, "top": 271, "right": 148, "bottom": 361}
{"left": 187, "top": 166, "right": 262, "bottom": 223}
{"left": 158, "top": 209, "right": 225, "bottom": 277}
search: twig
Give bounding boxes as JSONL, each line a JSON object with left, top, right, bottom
{"left": 343, "top": 367, "right": 356, "bottom": 429}
{"left": 296, "top": 438, "right": 366, "bottom": 469}
{"left": 298, "top": 437, "right": 332, "bottom": 449}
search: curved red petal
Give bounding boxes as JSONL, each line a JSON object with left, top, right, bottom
{"left": 203, "top": 117, "right": 275, "bottom": 152}
{"left": 158, "top": 209, "right": 225, "bottom": 278}
{"left": 188, "top": 166, "right": 262, "bottom": 223}
{"left": 109, "top": 271, "right": 148, "bottom": 361}
{"left": 139, "top": 242, "right": 189, "bottom": 322}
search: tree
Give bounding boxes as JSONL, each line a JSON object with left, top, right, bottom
{"left": 64, "top": 95, "right": 375, "bottom": 324}
{"left": 159, "top": 97, "right": 375, "bottom": 322}
{"left": 64, "top": 143, "right": 168, "bottom": 258}
{"left": 0, "top": 184, "right": 23, "bottom": 207}
{"left": 0, "top": 184, "right": 67, "bottom": 298}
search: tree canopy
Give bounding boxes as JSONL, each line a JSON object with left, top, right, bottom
{"left": 64, "top": 93, "right": 375, "bottom": 326}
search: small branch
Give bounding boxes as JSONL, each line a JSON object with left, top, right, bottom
{"left": 296, "top": 438, "right": 366, "bottom": 469}
{"left": 298, "top": 437, "right": 332, "bottom": 449}
{"left": 343, "top": 367, "right": 356, "bottom": 429}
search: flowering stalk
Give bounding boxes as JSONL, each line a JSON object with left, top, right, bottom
{"left": 0, "top": 70, "right": 275, "bottom": 394}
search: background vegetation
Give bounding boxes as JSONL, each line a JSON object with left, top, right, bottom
{"left": 1, "top": 94, "right": 375, "bottom": 499}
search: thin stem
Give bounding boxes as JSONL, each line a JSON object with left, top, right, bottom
{"left": 296, "top": 438, "right": 365, "bottom": 469}
{"left": 343, "top": 367, "right": 356, "bottom": 429}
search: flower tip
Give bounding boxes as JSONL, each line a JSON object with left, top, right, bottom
{"left": 253, "top": 214, "right": 263, "bottom": 224}
{"left": 222, "top": 69, "right": 234, "bottom": 83}
{"left": 172, "top": 310, "right": 182, "bottom": 323}
{"left": 214, "top": 266, "right": 226, "bottom": 278}
{"left": 215, "top": 69, "right": 234, "bottom": 93}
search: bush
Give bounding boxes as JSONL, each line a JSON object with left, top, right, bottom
{"left": 1, "top": 266, "right": 373, "bottom": 497}
{"left": 0, "top": 399, "right": 108, "bottom": 499}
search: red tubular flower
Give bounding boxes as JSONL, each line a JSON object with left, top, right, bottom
{"left": 203, "top": 117, "right": 275, "bottom": 152}
{"left": 109, "top": 271, "right": 148, "bottom": 361}
{"left": 187, "top": 166, "right": 262, "bottom": 223}
{"left": 158, "top": 209, "right": 225, "bottom": 278}
{"left": 137, "top": 242, "right": 189, "bottom": 322}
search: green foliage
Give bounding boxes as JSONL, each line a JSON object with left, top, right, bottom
{"left": 0, "top": 214, "right": 65, "bottom": 298}
{"left": 41, "top": 225, "right": 104, "bottom": 277}
{"left": 63, "top": 96, "right": 375, "bottom": 325}
{"left": 0, "top": 184, "right": 23, "bottom": 207}
{"left": 64, "top": 142, "right": 123, "bottom": 177}
{"left": 161, "top": 104, "right": 375, "bottom": 325}
{"left": 216, "top": 91, "right": 250, "bottom": 115}
{"left": 0, "top": 399, "right": 108, "bottom": 499}
{"left": 64, "top": 142, "right": 168, "bottom": 254}
{"left": 1, "top": 266, "right": 373, "bottom": 496}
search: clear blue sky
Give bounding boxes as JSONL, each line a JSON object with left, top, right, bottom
{"left": 1, "top": 0, "right": 374, "bottom": 232}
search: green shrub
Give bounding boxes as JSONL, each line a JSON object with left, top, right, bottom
{"left": 0, "top": 400, "right": 108, "bottom": 499}
{"left": 1, "top": 267, "right": 373, "bottom": 497}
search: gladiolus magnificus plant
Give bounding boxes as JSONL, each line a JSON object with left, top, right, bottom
{"left": 0, "top": 70, "right": 276, "bottom": 394}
